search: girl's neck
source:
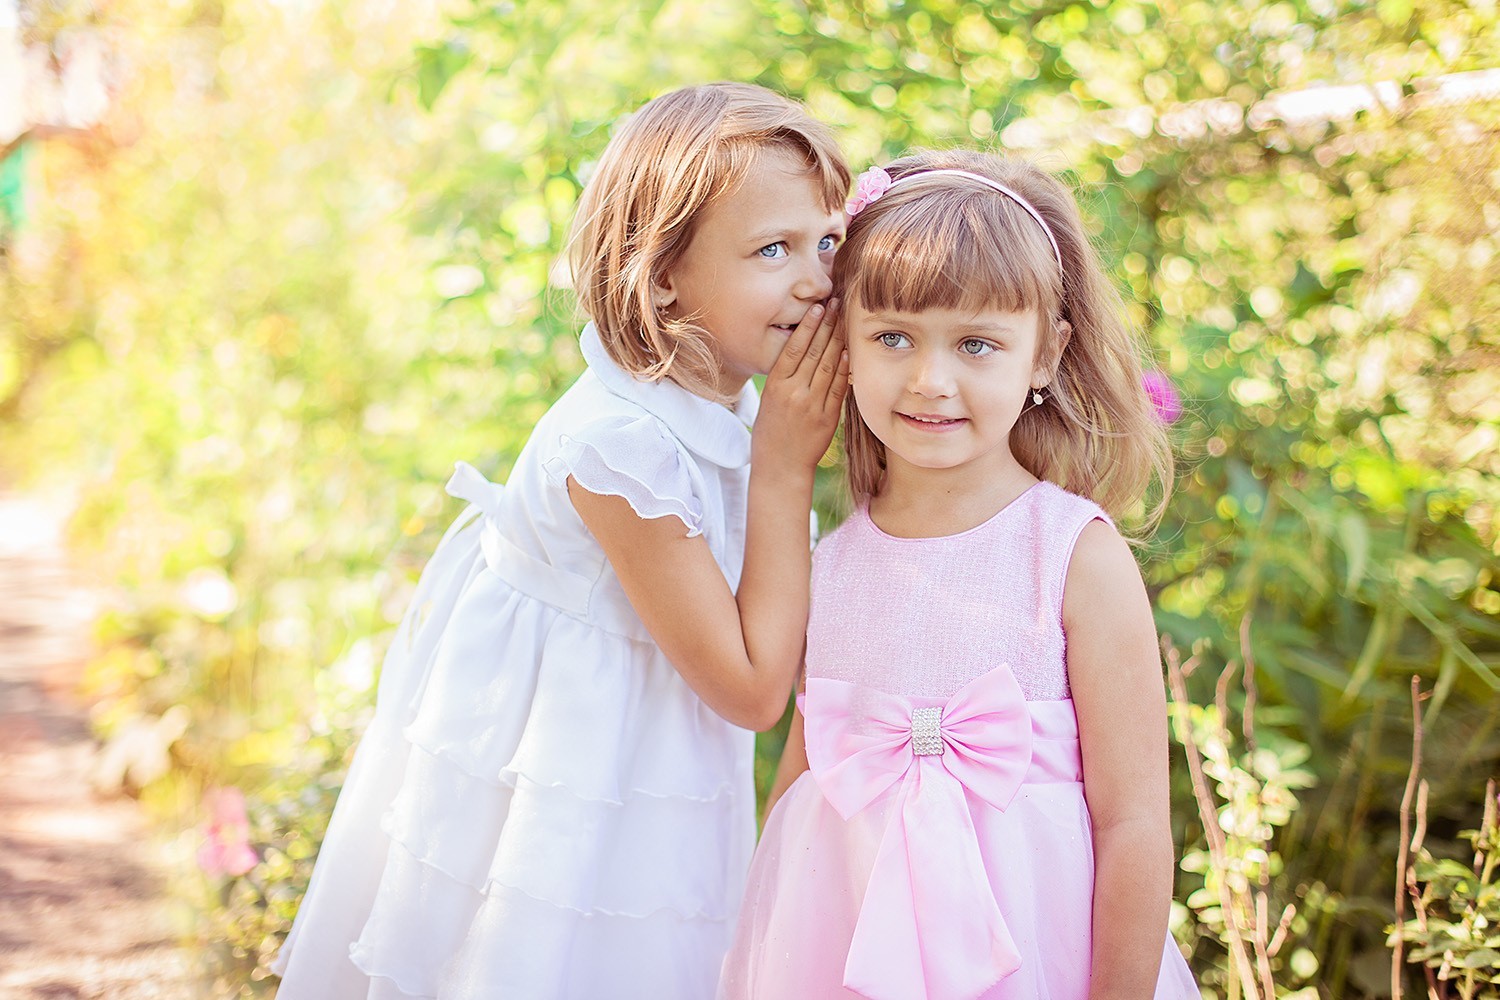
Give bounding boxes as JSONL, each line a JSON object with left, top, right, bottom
{"left": 666, "top": 368, "right": 751, "bottom": 410}
{"left": 708, "top": 369, "right": 752, "bottom": 403}
{"left": 869, "top": 452, "right": 1040, "bottom": 539}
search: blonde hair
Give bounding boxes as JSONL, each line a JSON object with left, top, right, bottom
{"left": 567, "top": 83, "right": 850, "bottom": 401}
{"left": 835, "top": 150, "right": 1173, "bottom": 528}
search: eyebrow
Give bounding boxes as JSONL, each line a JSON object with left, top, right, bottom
{"left": 746, "top": 228, "right": 797, "bottom": 246}
{"left": 953, "top": 320, "right": 1016, "bottom": 335}
{"left": 746, "top": 217, "right": 844, "bottom": 247}
{"left": 866, "top": 314, "right": 1017, "bottom": 335}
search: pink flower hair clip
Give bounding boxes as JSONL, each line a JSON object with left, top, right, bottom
{"left": 846, "top": 166, "right": 893, "bottom": 217}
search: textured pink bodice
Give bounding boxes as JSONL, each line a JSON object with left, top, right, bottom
{"left": 807, "top": 481, "right": 1108, "bottom": 701}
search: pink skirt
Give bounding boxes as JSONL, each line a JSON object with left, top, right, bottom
{"left": 718, "top": 686, "right": 1198, "bottom": 1000}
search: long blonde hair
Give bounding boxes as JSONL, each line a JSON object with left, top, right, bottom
{"left": 836, "top": 150, "right": 1173, "bottom": 527}
{"left": 567, "top": 83, "right": 850, "bottom": 402}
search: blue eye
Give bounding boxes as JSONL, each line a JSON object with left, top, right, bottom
{"left": 758, "top": 242, "right": 789, "bottom": 259}
{"left": 878, "top": 332, "right": 910, "bottom": 349}
{"left": 961, "top": 339, "right": 994, "bottom": 356}
{"left": 818, "top": 234, "right": 839, "bottom": 252}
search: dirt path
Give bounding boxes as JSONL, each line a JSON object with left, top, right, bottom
{"left": 0, "top": 493, "right": 198, "bottom": 999}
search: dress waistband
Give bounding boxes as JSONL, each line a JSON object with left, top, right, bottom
{"left": 796, "top": 686, "right": 1083, "bottom": 786}
{"left": 446, "top": 462, "right": 653, "bottom": 644}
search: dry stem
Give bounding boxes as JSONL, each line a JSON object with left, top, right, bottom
{"left": 1392, "top": 676, "right": 1426, "bottom": 1000}
{"left": 1164, "top": 637, "right": 1262, "bottom": 996}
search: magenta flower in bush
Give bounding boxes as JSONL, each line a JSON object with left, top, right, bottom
{"left": 1143, "top": 370, "right": 1182, "bottom": 424}
{"left": 197, "top": 786, "right": 258, "bottom": 878}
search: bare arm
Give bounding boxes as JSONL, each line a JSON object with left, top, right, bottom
{"left": 569, "top": 303, "right": 846, "bottom": 731}
{"left": 764, "top": 704, "right": 809, "bottom": 820}
{"left": 1064, "top": 520, "right": 1175, "bottom": 1000}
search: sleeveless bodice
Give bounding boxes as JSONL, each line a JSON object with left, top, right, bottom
{"left": 806, "top": 481, "right": 1109, "bottom": 701}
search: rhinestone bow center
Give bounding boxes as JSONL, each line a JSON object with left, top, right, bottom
{"left": 910, "top": 706, "right": 945, "bottom": 756}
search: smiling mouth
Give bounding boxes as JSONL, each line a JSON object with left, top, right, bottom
{"left": 898, "top": 413, "right": 967, "bottom": 431}
{"left": 771, "top": 323, "right": 797, "bottom": 334}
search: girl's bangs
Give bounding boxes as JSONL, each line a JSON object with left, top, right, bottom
{"left": 839, "top": 191, "right": 1062, "bottom": 318}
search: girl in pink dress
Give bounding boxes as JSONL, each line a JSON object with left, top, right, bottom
{"left": 719, "top": 150, "right": 1200, "bottom": 999}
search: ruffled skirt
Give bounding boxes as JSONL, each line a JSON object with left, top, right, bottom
{"left": 273, "top": 508, "right": 756, "bottom": 999}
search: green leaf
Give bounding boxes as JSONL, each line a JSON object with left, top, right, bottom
{"left": 1336, "top": 509, "right": 1370, "bottom": 595}
{"left": 415, "top": 41, "right": 471, "bottom": 111}
{"left": 1459, "top": 948, "right": 1500, "bottom": 970}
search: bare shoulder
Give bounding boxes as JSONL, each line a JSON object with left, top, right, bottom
{"left": 1062, "top": 518, "right": 1148, "bottom": 629}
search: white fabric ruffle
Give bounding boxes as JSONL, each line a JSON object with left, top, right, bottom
{"left": 542, "top": 414, "right": 705, "bottom": 536}
{"left": 403, "top": 586, "right": 740, "bottom": 805}
{"left": 354, "top": 867, "right": 730, "bottom": 999}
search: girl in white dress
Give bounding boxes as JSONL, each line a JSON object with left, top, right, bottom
{"left": 271, "top": 82, "right": 851, "bottom": 1000}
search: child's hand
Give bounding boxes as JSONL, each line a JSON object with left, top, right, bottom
{"left": 753, "top": 299, "right": 848, "bottom": 478}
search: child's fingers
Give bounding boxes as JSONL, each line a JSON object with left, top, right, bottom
{"left": 809, "top": 316, "right": 846, "bottom": 397}
{"left": 769, "top": 303, "right": 824, "bottom": 380}
{"left": 824, "top": 348, "right": 851, "bottom": 419}
{"left": 797, "top": 298, "right": 840, "bottom": 380}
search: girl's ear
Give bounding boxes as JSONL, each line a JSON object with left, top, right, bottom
{"left": 1034, "top": 318, "right": 1073, "bottom": 388}
{"left": 649, "top": 271, "right": 678, "bottom": 310}
{"left": 1054, "top": 318, "right": 1074, "bottom": 354}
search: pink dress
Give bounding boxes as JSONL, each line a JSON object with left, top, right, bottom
{"left": 719, "top": 481, "right": 1199, "bottom": 1000}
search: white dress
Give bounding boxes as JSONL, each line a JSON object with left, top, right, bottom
{"left": 272, "top": 324, "right": 760, "bottom": 1000}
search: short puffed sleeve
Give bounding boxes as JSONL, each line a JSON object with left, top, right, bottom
{"left": 542, "top": 414, "right": 705, "bottom": 537}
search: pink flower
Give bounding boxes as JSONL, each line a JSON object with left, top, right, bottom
{"left": 197, "top": 787, "right": 257, "bottom": 878}
{"left": 1143, "top": 370, "right": 1182, "bottom": 424}
{"left": 846, "top": 166, "right": 893, "bottom": 216}
{"left": 206, "top": 786, "right": 249, "bottom": 828}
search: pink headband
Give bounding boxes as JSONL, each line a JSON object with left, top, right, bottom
{"left": 845, "top": 166, "right": 1064, "bottom": 271}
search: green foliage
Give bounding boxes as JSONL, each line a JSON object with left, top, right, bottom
{"left": 2, "top": 0, "right": 1497, "bottom": 995}
{"left": 193, "top": 766, "right": 347, "bottom": 997}
{"left": 1169, "top": 647, "right": 1325, "bottom": 997}
{"left": 1396, "top": 783, "right": 1500, "bottom": 998}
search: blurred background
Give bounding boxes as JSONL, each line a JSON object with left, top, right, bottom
{"left": 1, "top": 0, "right": 1496, "bottom": 996}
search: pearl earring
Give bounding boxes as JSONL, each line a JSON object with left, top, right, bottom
{"left": 1032, "top": 388, "right": 1045, "bottom": 406}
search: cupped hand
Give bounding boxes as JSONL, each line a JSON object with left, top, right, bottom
{"left": 752, "top": 298, "right": 848, "bottom": 477}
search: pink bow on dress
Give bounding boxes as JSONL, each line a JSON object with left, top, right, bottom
{"left": 803, "top": 665, "right": 1034, "bottom": 1000}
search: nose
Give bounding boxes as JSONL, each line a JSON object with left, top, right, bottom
{"left": 908, "top": 351, "right": 956, "bottom": 398}
{"left": 792, "top": 251, "right": 834, "bottom": 303}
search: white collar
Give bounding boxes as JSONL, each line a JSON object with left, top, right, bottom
{"left": 579, "top": 323, "right": 759, "bottom": 469}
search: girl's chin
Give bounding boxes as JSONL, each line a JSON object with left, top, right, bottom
{"left": 880, "top": 449, "right": 1028, "bottom": 482}
{"left": 871, "top": 439, "right": 956, "bottom": 467}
